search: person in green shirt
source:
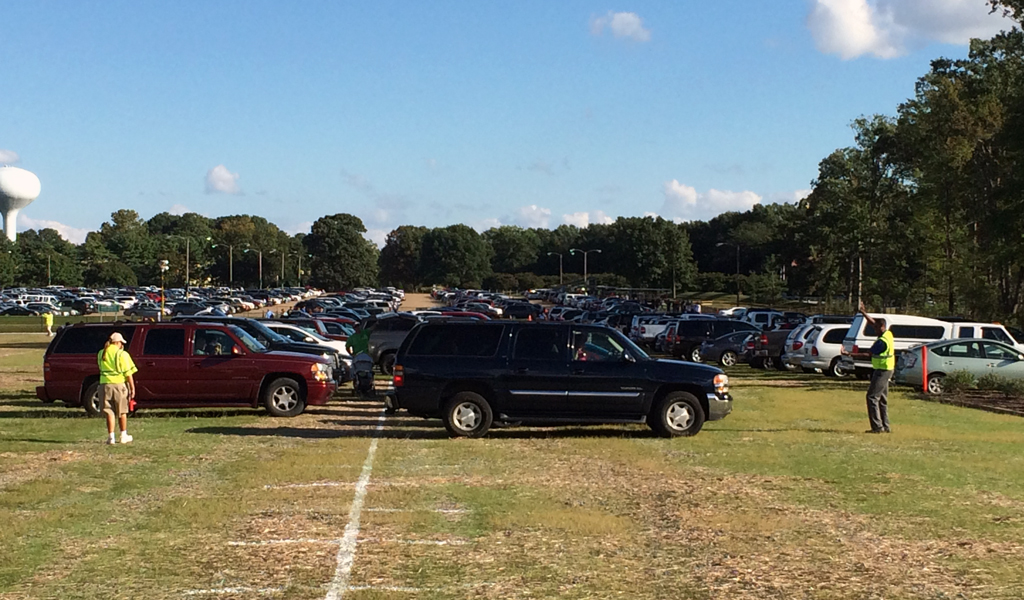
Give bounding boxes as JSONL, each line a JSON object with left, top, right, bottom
{"left": 859, "top": 300, "right": 894, "bottom": 434}
{"left": 346, "top": 327, "right": 370, "bottom": 356}
{"left": 97, "top": 332, "right": 138, "bottom": 444}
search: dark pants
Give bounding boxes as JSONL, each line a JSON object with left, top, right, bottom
{"left": 866, "top": 369, "right": 893, "bottom": 431}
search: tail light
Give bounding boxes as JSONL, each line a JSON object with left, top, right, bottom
{"left": 759, "top": 335, "right": 768, "bottom": 346}
{"left": 393, "top": 365, "right": 404, "bottom": 387}
{"left": 793, "top": 342, "right": 803, "bottom": 351}
{"left": 852, "top": 345, "right": 860, "bottom": 354}
{"left": 811, "top": 347, "right": 819, "bottom": 356}
{"left": 746, "top": 340, "right": 754, "bottom": 349}
{"left": 640, "top": 327, "right": 646, "bottom": 334}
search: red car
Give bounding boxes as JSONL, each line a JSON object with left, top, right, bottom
{"left": 37, "top": 322, "right": 336, "bottom": 417}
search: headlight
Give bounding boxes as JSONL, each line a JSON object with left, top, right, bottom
{"left": 714, "top": 373, "right": 729, "bottom": 394}
{"left": 311, "top": 362, "right": 332, "bottom": 382}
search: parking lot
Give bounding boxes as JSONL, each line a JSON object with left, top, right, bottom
{"left": 3, "top": 330, "right": 1024, "bottom": 600}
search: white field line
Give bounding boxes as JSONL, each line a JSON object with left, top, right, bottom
{"left": 324, "top": 409, "right": 387, "bottom": 600}
{"left": 365, "top": 507, "right": 468, "bottom": 514}
{"left": 228, "top": 539, "right": 337, "bottom": 546}
{"left": 344, "top": 585, "right": 432, "bottom": 593}
{"left": 264, "top": 481, "right": 348, "bottom": 490}
{"left": 359, "top": 537, "right": 467, "bottom": 546}
{"left": 184, "top": 586, "right": 284, "bottom": 596}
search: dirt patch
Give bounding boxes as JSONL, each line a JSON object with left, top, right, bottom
{"left": 0, "top": 449, "right": 87, "bottom": 489}
{"left": 922, "top": 391, "right": 1024, "bottom": 417}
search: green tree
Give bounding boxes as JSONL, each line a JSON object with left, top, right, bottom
{"left": 420, "top": 225, "right": 492, "bottom": 287}
{"left": 606, "top": 217, "right": 696, "bottom": 291}
{"left": 97, "top": 209, "right": 156, "bottom": 284}
{"left": 15, "top": 229, "right": 84, "bottom": 286}
{"left": 303, "top": 214, "right": 379, "bottom": 290}
{"left": 483, "top": 226, "right": 540, "bottom": 274}
{"left": 379, "top": 225, "right": 428, "bottom": 288}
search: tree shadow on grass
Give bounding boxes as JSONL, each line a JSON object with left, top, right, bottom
{"left": 0, "top": 341, "right": 51, "bottom": 350}
{"left": 704, "top": 427, "right": 844, "bottom": 434}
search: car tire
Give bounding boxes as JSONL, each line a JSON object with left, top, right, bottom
{"left": 82, "top": 381, "right": 103, "bottom": 417}
{"left": 379, "top": 352, "right": 397, "bottom": 376}
{"left": 802, "top": 367, "right": 816, "bottom": 374}
{"left": 690, "top": 347, "right": 702, "bottom": 363}
{"left": 926, "top": 373, "right": 945, "bottom": 395}
{"left": 264, "top": 377, "right": 306, "bottom": 417}
{"left": 442, "top": 391, "right": 493, "bottom": 438}
{"left": 649, "top": 391, "right": 705, "bottom": 437}
{"left": 749, "top": 357, "right": 766, "bottom": 369}
{"left": 719, "top": 350, "right": 737, "bottom": 368}
{"left": 827, "top": 358, "right": 848, "bottom": 378}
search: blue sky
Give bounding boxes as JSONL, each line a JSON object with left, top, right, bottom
{"left": 0, "top": 1, "right": 1015, "bottom": 245}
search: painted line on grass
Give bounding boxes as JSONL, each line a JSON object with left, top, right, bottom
{"left": 264, "top": 481, "right": 348, "bottom": 490}
{"left": 229, "top": 539, "right": 336, "bottom": 546}
{"left": 184, "top": 586, "right": 284, "bottom": 596}
{"left": 365, "top": 507, "right": 468, "bottom": 514}
{"left": 359, "top": 537, "right": 467, "bottom": 546}
{"left": 324, "top": 408, "right": 387, "bottom": 600}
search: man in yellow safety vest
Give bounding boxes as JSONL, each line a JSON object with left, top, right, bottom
{"left": 97, "top": 332, "right": 138, "bottom": 444}
{"left": 859, "top": 300, "right": 893, "bottom": 434}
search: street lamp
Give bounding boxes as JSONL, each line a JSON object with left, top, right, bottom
{"left": 211, "top": 243, "right": 234, "bottom": 286}
{"left": 243, "top": 248, "right": 267, "bottom": 289}
{"left": 546, "top": 252, "right": 564, "bottom": 286}
{"left": 569, "top": 248, "right": 601, "bottom": 289}
{"left": 717, "top": 242, "right": 741, "bottom": 306}
{"left": 167, "top": 235, "right": 210, "bottom": 295}
{"left": 158, "top": 259, "right": 169, "bottom": 321}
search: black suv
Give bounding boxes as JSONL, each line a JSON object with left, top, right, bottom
{"left": 670, "top": 318, "right": 760, "bottom": 362}
{"left": 391, "top": 321, "right": 732, "bottom": 438}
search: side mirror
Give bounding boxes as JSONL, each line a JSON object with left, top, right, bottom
{"left": 231, "top": 346, "right": 243, "bottom": 356}
{"left": 305, "top": 337, "right": 316, "bottom": 343}
{"left": 623, "top": 353, "right": 636, "bottom": 363}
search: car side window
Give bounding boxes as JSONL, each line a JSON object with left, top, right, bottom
{"left": 982, "top": 327, "right": 1013, "bottom": 344}
{"left": 143, "top": 329, "right": 185, "bottom": 356}
{"left": 192, "top": 329, "right": 237, "bottom": 356}
{"left": 572, "top": 329, "right": 624, "bottom": 362}
{"left": 982, "top": 343, "right": 1018, "bottom": 361}
{"left": 943, "top": 341, "right": 981, "bottom": 359}
{"left": 513, "top": 328, "right": 566, "bottom": 361}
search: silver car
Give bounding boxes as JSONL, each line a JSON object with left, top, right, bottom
{"left": 801, "top": 324, "right": 852, "bottom": 377}
{"left": 894, "top": 338, "right": 1024, "bottom": 394}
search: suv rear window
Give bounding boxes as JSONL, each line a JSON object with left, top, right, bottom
{"left": 407, "top": 324, "right": 504, "bottom": 357}
{"left": 513, "top": 328, "right": 565, "bottom": 361}
{"left": 376, "top": 317, "right": 418, "bottom": 332}
{"left": 823, "top": 328, "right": 847, "bottom": 344}
{"left": 865, "top": 324, "right": 946, "bottom": 339}
{"left": 53, "top": 327, "right": 136, "bottom": 354}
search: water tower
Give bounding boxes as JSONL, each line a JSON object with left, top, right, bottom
{"left": 0, "top": 166, "right": 41, "bottom": 242}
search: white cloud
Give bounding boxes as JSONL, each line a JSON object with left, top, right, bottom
{"left": 767, "top": 189, "right": 813, "bottom": 204}
{"left": 205, "top": 164, "right": 241, "bottom": 194}
{"left": 17, "top": 213, "right": 91, "bottom": 244}
{"left": 660, "top": 180, "right": 762, "bottom": 221}
{"left": 168, "top": 204, "right": 189, "bottom": 216}
{"left": 283, "top": 221, "right": 312, "bottom": 236}
{"left": 364, "top": 228, "right": 388, "bottom": 248}
{"left": 516, "top": 204, "right": 552, "bottom": 228}
{"left": 562, "top": 210, "right": 614, "bottom": 228}
{"left": 807, "top": 0, "right": 1011, "bottom": 60}
{"left": 590, "top": 11, "right": 651, "bottom": 42}
{"left": 0, "top": 149, "right": 20, "bottom": 164}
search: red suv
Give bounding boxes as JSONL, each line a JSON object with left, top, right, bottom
{"left": 37, "top": 322, "right": 336, "bottom": 417}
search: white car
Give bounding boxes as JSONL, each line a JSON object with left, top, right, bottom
{"left": 262, "top": 322, "right": 350, "bottom": 357}
{"left": 802, "top": 324, "right": 852, "bottom": 377}
{"left": 782, "top": 323, "right": 819, "bottom": 370}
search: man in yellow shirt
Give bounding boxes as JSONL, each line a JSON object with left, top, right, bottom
{"left": 97, "top": 332, "right": 138, "bottom": 444}
{"left": 859, "top": 300, "right": 894, "bottom": 434}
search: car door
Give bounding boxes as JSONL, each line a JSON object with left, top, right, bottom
{"left": 567, "top": 327, "right": 649, "bottom": 418}
{"left": 135, "top": 327, "right": 190, "bottom": 403}
{"left": 980, "top": 342, "right": 1024, "bottom": 377}
{"left": 189, "top": 327, "right": 257, "bottom": 401}
{"left": 934, "top": 341, "right": 987, "bottom": 378}
{"left": 502, "top": 326, "right": 572, "bottom": 416}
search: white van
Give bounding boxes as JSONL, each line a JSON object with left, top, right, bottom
{"left": 840, "top": 313, "right": 954, "bottom": 376}
{"left": 948, "top": 322, "right": 1023, "bottom": 352}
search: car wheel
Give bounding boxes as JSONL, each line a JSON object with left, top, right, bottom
{"left": 801, "top": 367, "right": 815, "bottom": 374}
{"left": 649, "top": 391, "right": 705, "bottom": 437}
{"left": 264, "top": 377, "right": 306, "bottom": 417}
{"left": 442, "top": 391, "right": 493, "bottom": 438}
{"left": 926, "top": 374, "right": 945, "bottom": 395}
{"left": 827, "top": 358, "right": 848, "bottom": 378}
{"left": 690, "top": 347, "right": 702, "bottom": 363}
{"left": 719, "top": 350, "right": 737, "bottom": 368}
{"left": 379, "top": 352, "right": 397, "bottom": 376}
{"left": 749, "top": 357, "right": 766, "bottom": 369}
{"left": 82, "top": 381, "right": 103, "bottom": 417}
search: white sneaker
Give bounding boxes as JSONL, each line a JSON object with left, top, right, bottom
{"left": 106, "top": 437, "right": 117, "bottom": 445}
{"left": 120, "top": 433, "right": 133, "bottom": 444}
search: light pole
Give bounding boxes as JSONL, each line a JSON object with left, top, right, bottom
{"left": 546, "top": 252, "right": 564, "bottom": 286}
{"left": 569, "top": 248, "right": 601, "bottom": 289}
{"left": 46, "top": 252, "right": 51, "bottom": 286}
{"left": 158, "top": 260, "right": 169, "bottom": 321}
{"left": 212, "top": 243, "right": 234, "bottom": 286}
{"left": 296, "top": 253, "right": 311, "bottom": 286}
{"left": 244, "top": 248, "right": 264, "bottom": 289}
{"left": 717, "top": 242, "right": 741, "bottom": 306}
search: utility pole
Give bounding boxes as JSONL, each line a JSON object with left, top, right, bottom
{"left": 547, "top": 252, "right": 563, "bottom": 286}
{"left": 569, "top": 248, "right": 601, "bottom": 289}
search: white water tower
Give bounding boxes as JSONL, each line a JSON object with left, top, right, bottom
{"left": 0, "top": 166, "right": 41, "bottom": 242}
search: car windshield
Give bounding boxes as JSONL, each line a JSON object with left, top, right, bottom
{"left": 229, "top": 325, "right": 267, "bottom": 353}
{"left": 297, "top": 326, "right": 330, "bottom": 342}
{"left": 615, "top": 331, "right": 650, "bottom": 361}
{"left": 245, "top": 320, "right": 288, "bottom": 345}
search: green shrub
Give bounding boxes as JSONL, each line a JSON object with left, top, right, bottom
{"left": 976, "top": 373, "right": 1024, "bottom": 397}
{"left": 944, "top": 370, "right": 977, "bottom": 394}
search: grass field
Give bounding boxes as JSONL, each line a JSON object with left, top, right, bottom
{"left": 2, "top": 332, "right": 1024, "bottom": 599}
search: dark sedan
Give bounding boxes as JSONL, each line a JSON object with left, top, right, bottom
{"left": 699, "top": 331, "right": 756, "bottom": 367}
